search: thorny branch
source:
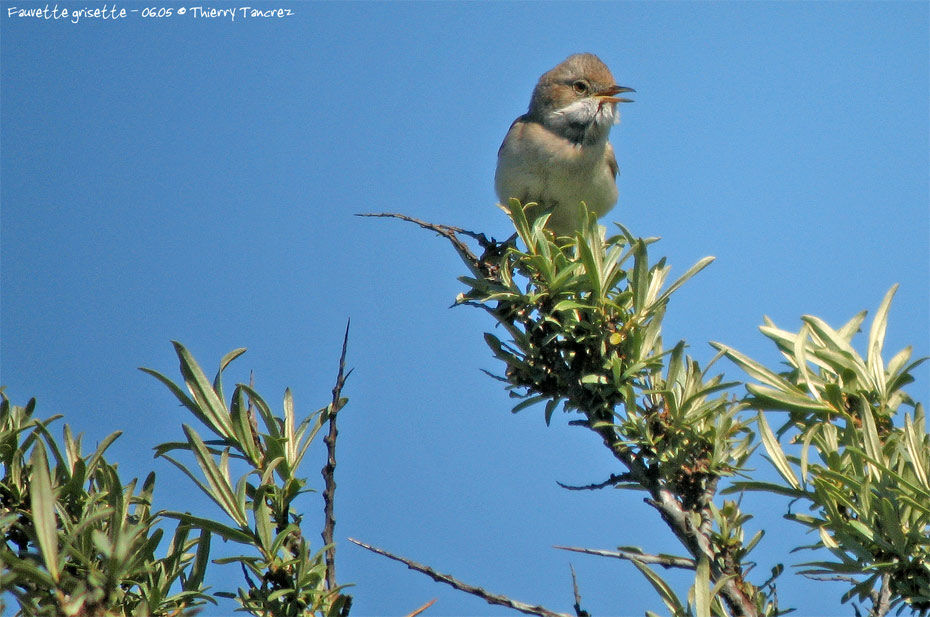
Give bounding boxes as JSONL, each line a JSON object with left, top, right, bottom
{"left": 322, "top": 320, "right": 353, "bottom": 596}
{"left": 348, "top": 538, "right": 572, "bottom": 617}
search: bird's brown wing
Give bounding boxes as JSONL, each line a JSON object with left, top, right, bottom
{"left": 497, "top": 115, "right": 530, "bottom": 158}
{"left": 605, "top": 142, "right": 619, "bottom": 178}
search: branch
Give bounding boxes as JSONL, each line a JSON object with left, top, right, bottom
{"left": 591, "top": 414, "right": 758, "bottom": 616}
{"left": 807, "top": 574, "right": 894, "bottom": 617}
{"left": 556, "top": 472, "right": 634, "bottom": 491}
{"left": 802, "top": 574, "right": 861, "bottom": 584}
{"left": 322, "top": 320, "right": 353, "bottom": 593}
{"left": 348, "top": 538, "right": 571, "bottom": 617}
{"left": 554, "top": 545, "right": 695, "bottom": 570}
{"left": 356, "top": 213, "right": 491, "bottom": 278}
{"left": 870, "top": 573, "right": 892, "bottom": 617}
{"left": 357, "top": 212, "right": 524, "bottom": 343}
{"left": 569, "top": 564, "right": 589, "bottom": 617}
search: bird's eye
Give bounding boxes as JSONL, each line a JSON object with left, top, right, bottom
{"left": 572, "top": 80, "right": 589, "bottom": 94}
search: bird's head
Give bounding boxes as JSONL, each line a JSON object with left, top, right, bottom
{"left": 528, "top": 53, "right": 634, "bottom": 145}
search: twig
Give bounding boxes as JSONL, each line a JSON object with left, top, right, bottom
{"left": 357, "top": 212, "right": 524, "bottom": 343}
{"left": 322, "top": 320, "right": 353, "bottom": 593}
{"left": 348, "top": 538, "right": 571, "bottom": 617}
{"left": 355, "top": 213, "right": 489, "bottom": 277}
{"left": 808, "top": 574, "right": 893, "bottom": 617}
{"left": 554, "top": 545, "right": 695, "bottom": 570}
{"left": 402, "top": 598, "right": 437, "bottom": 617}
{"left": 569, "top": 564, "right": 589, "bottom": 617}
{"left": 803, "top": 573, "right": 861, "bottom": 584}
{"left": 556, "top": 473, "right": 634, "bottom": 491}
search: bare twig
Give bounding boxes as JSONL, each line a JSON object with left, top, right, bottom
{"left": 322, "top": 320, "right": 353, "bottom": 592}
{"left": 554, "top": 545, "right": 695, "bottom": 570}
{"left": 569, "top": 564, "right": 589, "bottom": 617}
{"left": 402, "top": 598, "right": 437, "bottom": 617}
{"left": 356, "top": 213, "right": 489, "bottom": 278}
{"left": 805, "top": 573, "right": 891, "bottom": 617}
{"left": 556, "top": 473, "right": 634, "bottom": 491}
{"left": 357, "top": 212, "right": 523, "bottom": 343}
{"left": 802, "top": 574, "right": 862, "bottom": 584}
{"left": 348, "top": 538, "right": 571, "bottom": 617}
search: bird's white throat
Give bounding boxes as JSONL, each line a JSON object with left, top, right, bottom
{"left": 552, "top": 97, "right": 618, "bottom": 125}
{"left": 546, "top": 97, "right": 619, "bottom": 144}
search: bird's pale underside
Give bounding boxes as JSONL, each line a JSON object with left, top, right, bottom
{"left": 495, "top": 53, "right": 633, "bottom": 236}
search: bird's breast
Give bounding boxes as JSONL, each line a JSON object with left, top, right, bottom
{"left": 495, "top": 120, "right": 617, "bottom": 216}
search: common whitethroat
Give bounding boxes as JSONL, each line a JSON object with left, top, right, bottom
{"left": 495, "top": 53, "right": 634, "bottom": 236}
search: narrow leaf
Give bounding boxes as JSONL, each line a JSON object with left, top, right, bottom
{"left": 757, "top": 412, "right": 800, "bottom": 490}
{"left": 29, "top": 444, "right": 60, "bottom": 582}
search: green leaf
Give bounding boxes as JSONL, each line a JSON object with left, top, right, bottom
{"left": 711, "top": 343, "right": 798, "bottom": 393}
{"left": 837, "top": 310, "right": 868, "bottom": 341}
{"left": 720, "top": 480, "right": 807, "bottom": 499}
{"left": 239, "top": 384, "right": 281, "bottom": 439}
{"left": 756, "top": 412, "right": 800, "bottom": 490}
{"left": 650, "top": 256, "right": 715, "bottom": 312}
{"left": 213, "top": 347, "right": 247, "bottom": 401}
{"left": 801, "top": 316, "right": 868, "bottom": 383}
{"left": 744, "top": 529, "right": 765, "bottom": 555}
{"left": 185, "top": 530, "right": 211, "bottom": 591}
{"left": 858, "top": 401, "right": 884, "bottom": 479}
{"left": 511, "top": 395, "right": 546, "bottom": 414}
{"left": 746, "top": 383, "right": 834, "bottom": 415}
{"left": 183, "top": 424, "right": 249, "bottom": 527}
{"left": 160, "top": 511, "right": 254, "bottom": 545}
{"left": 867, "top": 285, "right": 897, "bottom": 391}
{"left": 544, "top": 399, "right": 560, "bottom": 426}
{"left": 576, "top": 232, "right": 604, "bottom": 301}
{"left": 507, "top": 198, "right": 540, "bottom": 251}
{"left": 631, "top": 240, "right": 649, "bottom": 314}
{"left": 230, "top": 386, "right": 261, "bottom": 465}
{"left": 283, "top": 387, "right": 296, "bottom": 468}
{"left": 252, "top": 484, "right": 274, "bottom": 550}
{"left": 174, "top": 341, "right": 236, "bottom": 439}
{"left": 29, "top": 443, "right": 60, "bottom": 582}
{"left": 139, "top": 366, "right": 206, "bottom": 426}
{"left": 631, "top": 559, "right": 686, "bottom": 616}
{"left": 693, "top": 555, "right": 711, "bottom": 617}
{"left": 551, "top": 299, "right": 592, "bottom": 312}
{"left": 904, "top": 414, "right": 929, "bottom": 488}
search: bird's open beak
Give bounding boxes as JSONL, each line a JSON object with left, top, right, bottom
{"left": 600, "top": 85, "right": 635, "bottom": 103}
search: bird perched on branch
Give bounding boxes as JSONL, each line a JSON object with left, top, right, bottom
{"left": 495, "top": 53, "right": 634, "bottom": 236}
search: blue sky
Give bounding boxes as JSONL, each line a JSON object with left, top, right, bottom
{"left": 2, "top": 1, "right": 928, "bottom": 615}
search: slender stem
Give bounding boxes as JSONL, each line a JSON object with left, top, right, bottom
{"left": 348, "top": 538, "right": 572, "bottom": 617}
{"left": 556, "top": 472, "right": 634, "bottom": 491}
{"left": 569, "top": 564, "right": 589, "bottom": 617}
{"left": 322, "top": 320, "right": 352, "bottom": 593}
{"left": 555, "top": 545, "right": 695, "bottom": 570}
{"left": 402, "top": 598, "right": 436, "bottom": 617}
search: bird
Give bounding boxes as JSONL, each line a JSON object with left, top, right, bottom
{"left": 494, "top": 53, "right": 634, "bottom": 236}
